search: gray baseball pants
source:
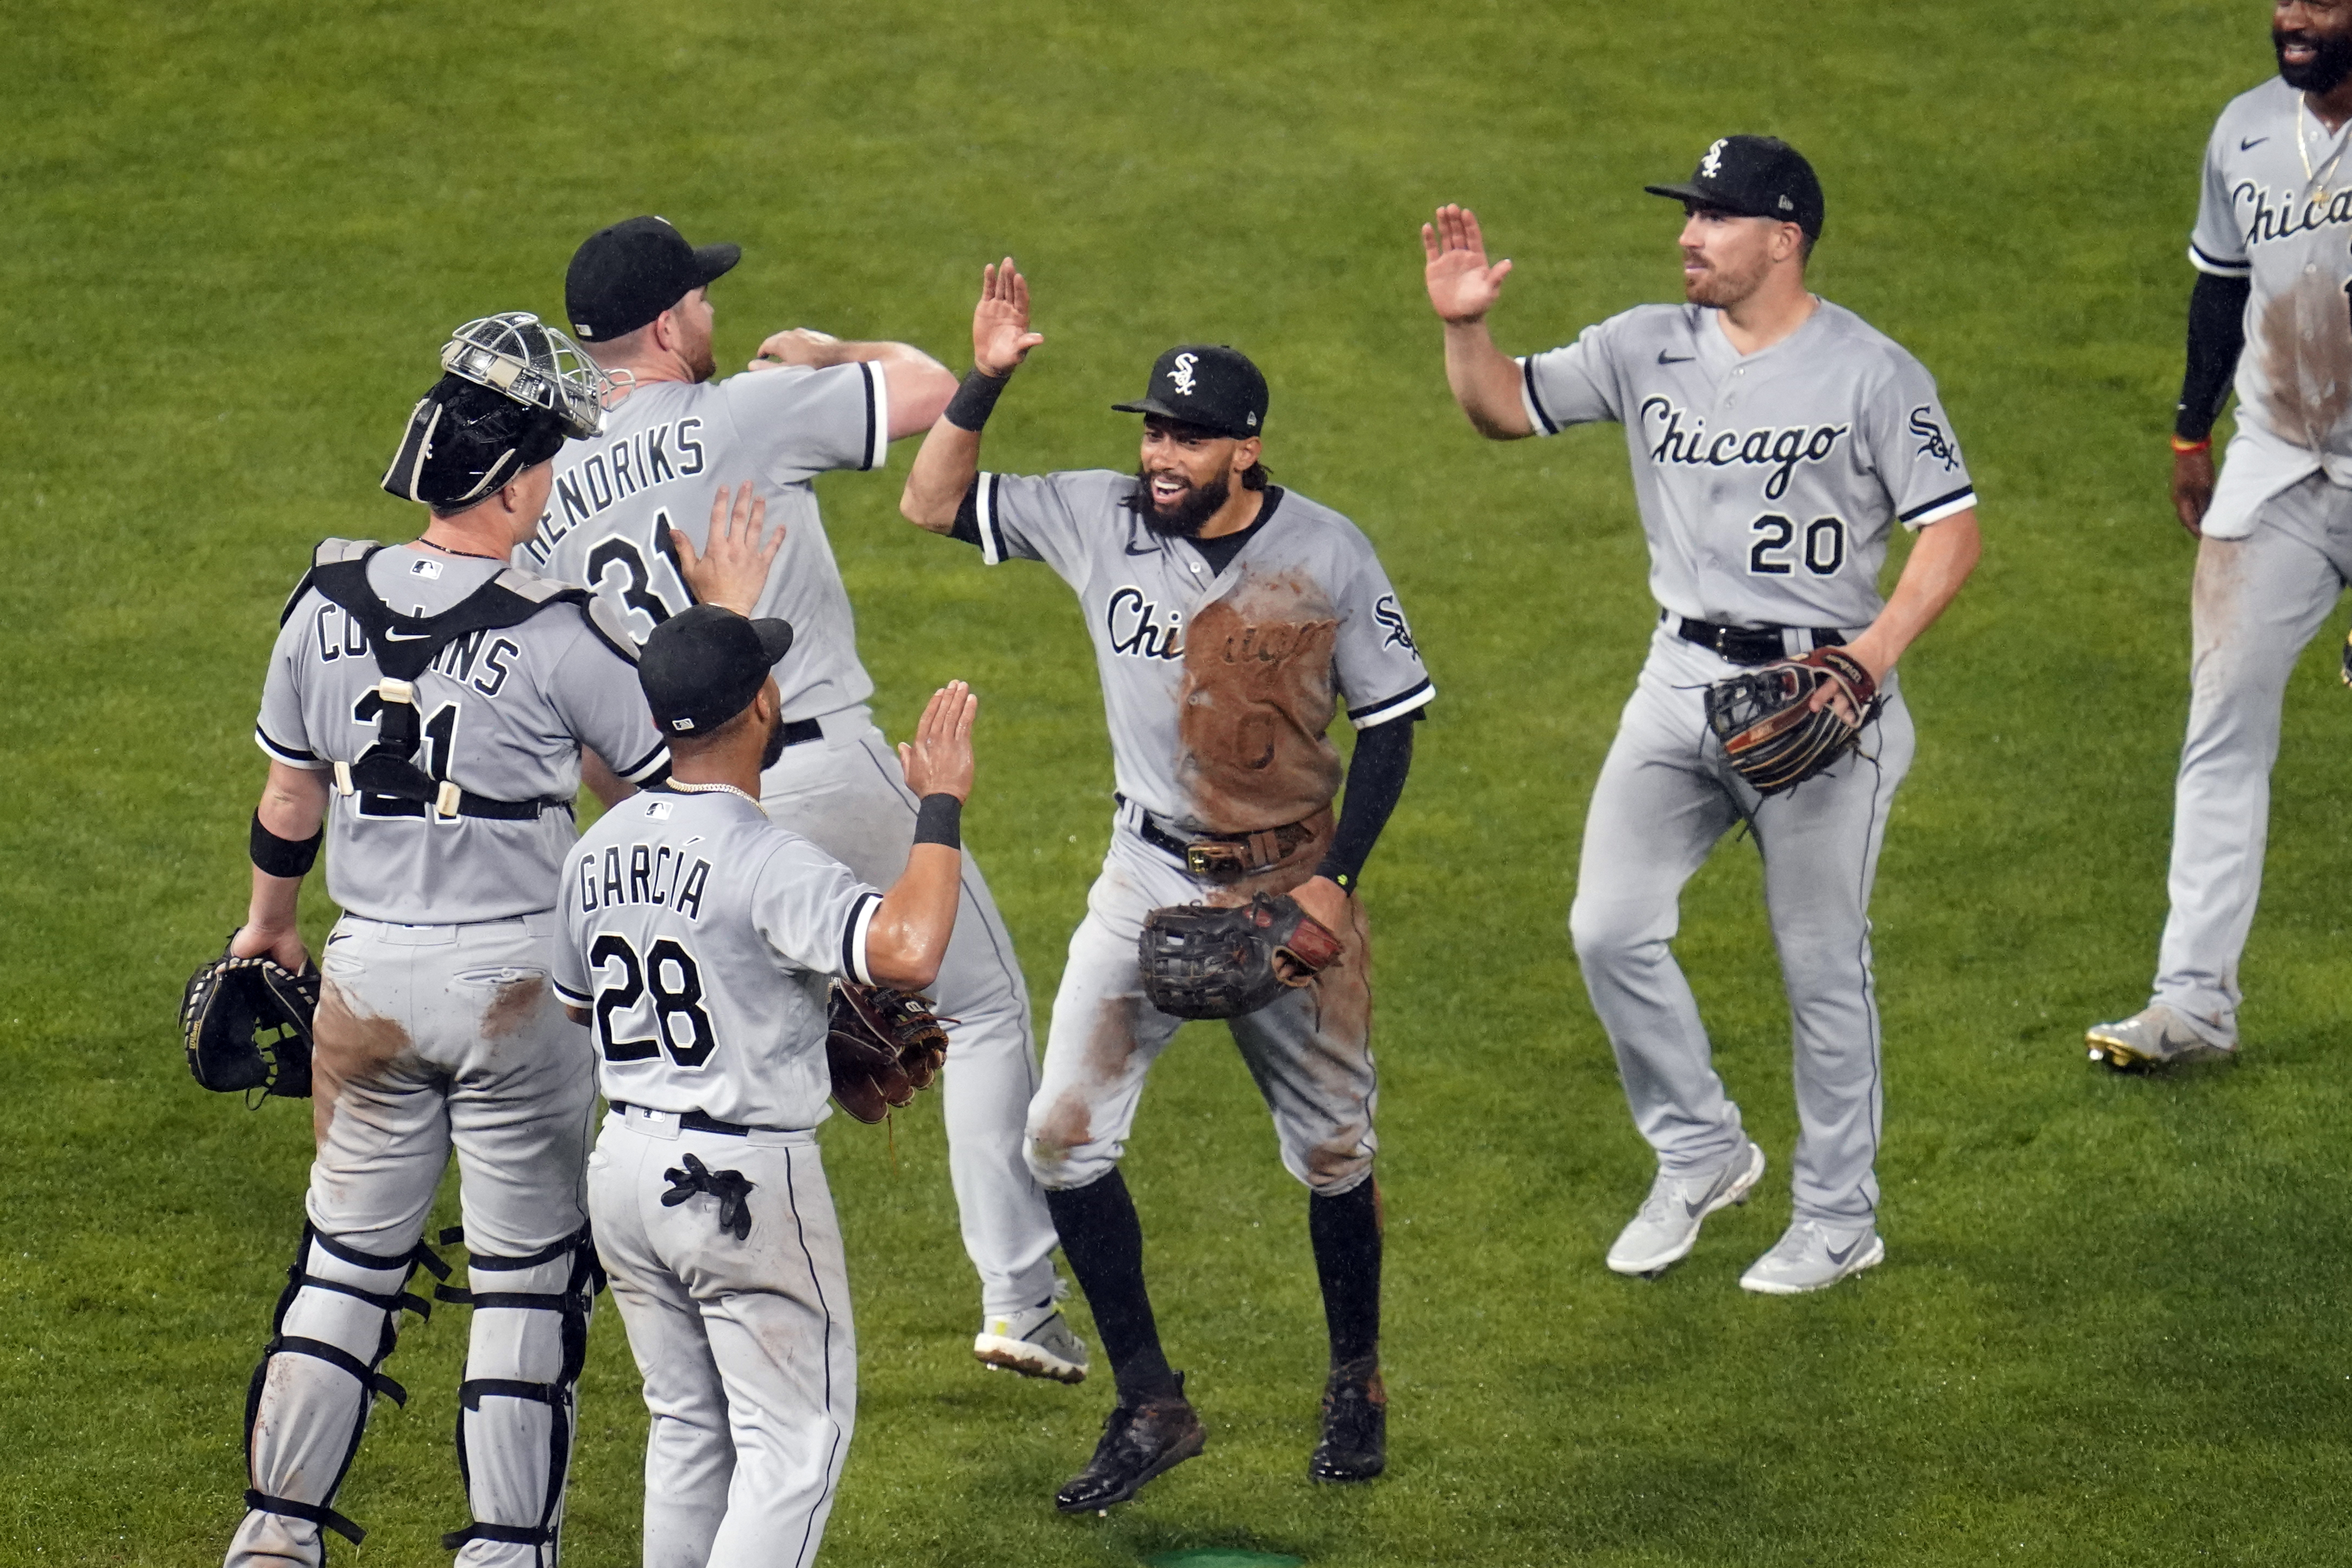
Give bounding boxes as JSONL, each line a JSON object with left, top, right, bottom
{"left": 759, "top": 706, "right": 1058, "bottom": 1315}
{"left": 1570, "top": 626, "right": 1915, "bottom": 1227}
{"left": 2149, "top": 472, "right": 2352, "bottom": 1042}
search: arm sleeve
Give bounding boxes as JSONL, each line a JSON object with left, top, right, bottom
{"left": 1857, "top": 352, "right": 1979, "bottom": 530}
{"left": 548, "top": 621, "right": 671, "bottom": 785}
{"left": 964, "top": 470, "right": 1123, "bottom": 580}
{"left": 746, "top": 837, "right": 886, "bottom": 982}
{"left": 2188, "top": 123, "right": 2251, "bottom": 278}
{"left": 2177, "top": 271, "right": 2250, "bottom": 442}
{"left": 721, "top": 361, "right": 890, "bottom": 485}
{"left": 1312, "top": 711, "right": 1417, "bottom": 892}
{"left": 1516, "top": 318, "right": 1628, "bottom": 436}
{"left": 254, "top": 603, "right": 326, "bottom": 768}
{"left": 1331, "top": 546, "right": 1436, "bottom": 730}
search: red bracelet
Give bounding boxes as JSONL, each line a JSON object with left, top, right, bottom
{"left": 2170, "top": 435, "right": 2212, "bottom": 454}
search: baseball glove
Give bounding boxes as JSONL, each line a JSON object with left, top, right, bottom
{"left": 1139, "top": 893, "right": 1345, "bottom": 1021}
{"left": 179, "top": 939, "right": 319, "bottom": 1098}
{"left": 1703, "top": 646, "right": 1879, "bottom": 796}
{"left": 827, "top": 982, "right": 952, "bottom": 1124}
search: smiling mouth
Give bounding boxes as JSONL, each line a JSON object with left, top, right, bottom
{"left": 1148, "top": 475, "right": 1190, "bottom": 505}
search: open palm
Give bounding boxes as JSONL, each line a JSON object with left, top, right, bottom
{"left": 974, "top": 258, "right": 1043, "bottom": 375}
{"left": 1422, "top": 204, "right": 1513, "bottom": 324}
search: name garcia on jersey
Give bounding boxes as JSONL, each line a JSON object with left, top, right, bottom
{"left": 521, "top": 418, "right": 709, "bottom": 567}
{"left": 1640, "top": 397, "right": 1852, "bottom": 501}
{"left": 577, "top": 837, "right": 715, "bottom": 922}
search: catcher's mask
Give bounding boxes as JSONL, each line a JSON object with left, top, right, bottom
{"left": 382, "top": 312, "right": 612, "bottom": 510}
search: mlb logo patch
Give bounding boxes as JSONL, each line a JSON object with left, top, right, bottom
{"left": 645, "top": 800, "right": 673, "bottom": 820}
{"left": 409, "top": 557, "right": 443, "bottom": 579}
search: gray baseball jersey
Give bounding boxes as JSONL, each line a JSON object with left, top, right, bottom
{"left": 552, "top": 789, "right": 884, "bottom": 1130}
{"left": 1518, "top": 300, "right": 1976, "bottom": 629}
{"left": 2188, "top": 76, "right": 2352, "bottom": 536}
{"left": 255, "top": 545, "right": 670, "bottom": 924}
{"left": 965, "top": 476, "right": 1433, "bottom": 834}
{"left": 517, "top": 363, "right": 891, "bottom": 719}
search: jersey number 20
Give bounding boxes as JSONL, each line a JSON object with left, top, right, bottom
{"left": 1748, "top": 513, "right": 1846, "bottom": 577}
{"left": 590, "top": 932, "right": 716, "bottom": 1068}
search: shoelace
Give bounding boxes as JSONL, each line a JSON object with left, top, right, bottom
{"left": 662, "top": 1152, "right": 756, "bottom": 1240}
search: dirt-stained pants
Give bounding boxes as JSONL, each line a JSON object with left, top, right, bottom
{"left": 2150, "top": 473, "right": 2352, "bottom": 1041}
{"left": 226, "top": 912, "right": 596, "bottom": 1568}
{"left": 1025, "top": 817, "right": 1378, "bottom": 1196}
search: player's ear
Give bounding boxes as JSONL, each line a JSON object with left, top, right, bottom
{"left": 1231, "top": 436, "right": 1262, "bottom": 477}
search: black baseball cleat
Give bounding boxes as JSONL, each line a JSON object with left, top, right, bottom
{"left": 1308, "top": 1372, "right": 1387, "bottom": 1482}
{"left": 1053, "top": 1379, "right": 1207, "bottom": 1513}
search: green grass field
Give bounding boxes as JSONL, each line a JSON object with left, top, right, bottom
{"left": 7, "top": 0, "right": 2352, "bottom": 1563}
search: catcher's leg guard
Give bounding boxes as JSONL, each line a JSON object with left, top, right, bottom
{"left": 232, "top": 1224, "right": 447, "bottom": 1565}
{"left": 438, "top": 1227, "right": 604, "bottom": 1564}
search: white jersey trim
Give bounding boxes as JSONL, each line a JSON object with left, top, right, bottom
{"left": 1350, "top": 678, "right": 1436, "bottom": 729}
{"left": 552, "top": 976, "right": 592, "bottom": 1008}
{"left": 1516, "top": 356, "right": 1559, "bottom": 436}
{"left": 254, "top": 726, "right": 327, "bottom": 769}
{"left": 974, "top": 473, "right": 1008, "bottom": 565}
{"left": 860, "top": 361, "right": 890, "bottom": 472}
{"left": 2187, "top": 242, "right": 2251, "bottom": 278}
{"left": 842, "top": 890, "right": 882, "bottom": 986}
{"left": 612, "top": 739, "right": 671, "bottom": 784}
{"left": 1899, "top": 486, "right": 1978, "bottom": 529}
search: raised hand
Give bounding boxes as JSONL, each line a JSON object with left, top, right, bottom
{"left": 1422, "top": 204, "right": 1515, "bottom": 326}
{"left": 897, "top": 680, "right": 978, "bottom": 801}
{"left": 671, "top": 484, "right": 784, "bottom": 616}
{"left": 974, "top": 258, "right": 1044, "bottom": 377}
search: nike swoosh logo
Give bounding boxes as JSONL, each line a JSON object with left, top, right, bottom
{"left": 1658, "top": 351, "right": 1696, "bottom": 365}
{"left": 1123, "top": 540, "right": 1164, "bottom": 556}
{"left": 2242, "top": 136, "right": 2269, "bottom": 150}
{"left": 1683, "top": 1195, "right": 1709, "bottom": 1216}
{"left": 383, "top": 630, "right": 431, "bottom": 641}
{"left": 1825, "top": 1239, "right": 1861, "bottom": 1265}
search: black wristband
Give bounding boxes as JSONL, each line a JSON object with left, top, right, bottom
{"left": 913, "top": 793, "right": 962, "bottom": 849}
{"left": 943, "top": 367, "right": 1010, "bottom": 432}
{"left": 251, "top": 811, "right": 324, "bottom": 878}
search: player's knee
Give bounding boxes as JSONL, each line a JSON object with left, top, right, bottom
{"left": 1569, "top": 895, "right": 1661, "bottom": 967}
{"left": 1288, "top": 1126, "right": 1375, "bottom": 1194}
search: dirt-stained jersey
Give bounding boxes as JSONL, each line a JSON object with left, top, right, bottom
{"left": 2188, "top": 76, "right": 2352, "bottom": 536}
{"left": 256, "top": 547, "right": 670, "bottom": 924}
{"left": 553, "top": 789, "right": 883, "bottom": 1130}
{"left": 965, "top": 477, "right": 1432, "bottom": 835}
{"left": 1519, "top": 300, "right": 1975, "bottom": 630}
{"left": 518, "top": 362, "right": 890, "bottom": 720}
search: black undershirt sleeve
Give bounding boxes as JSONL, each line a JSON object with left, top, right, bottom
{"left": 947, "top": 477, "right": 983, "bottom": 547}
{"left": 1313, "top": 712, "right": 1418, "bottom": 893}
{"left": 2176, "top": 271, "right": 2250, "bottom": 443}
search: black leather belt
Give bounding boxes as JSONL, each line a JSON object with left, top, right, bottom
{"left": 1668, "top": 613, "right": 1845, "bottom": 667}
{"left": 608, "top": 1101, "right": 793, "bottom": 1137}
{"left": 779, "top": 718, "right": 824, "bottom": 748}
{"left": 1116, "top": 793, "right": 1322, "bottom": 879}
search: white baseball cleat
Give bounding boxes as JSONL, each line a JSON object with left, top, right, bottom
{"left": 2084, "top": 1004, "right": 2237, "bottom": 1071}
{"left": 1738, "top": 1218, "right": 1885, "bottom": 1295}
{"left": 974, "top": 1283, "right": 1090, "bottom": 1384}
{"left": 1606, "top": 1140, "right": 1767, "bottom": 1277}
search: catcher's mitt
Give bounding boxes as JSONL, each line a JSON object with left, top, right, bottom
{"left": 1703, "top": 647, "right": 1879, "bottom": 796}
{"left": 827, "top": 982, "right": 952, "bottom": 1124}
{"left": 1139, "top": 893, "right": 1345, "bottom": 1021}
{"left": 179, "top": 939, "right": 318, "bottom": 1098}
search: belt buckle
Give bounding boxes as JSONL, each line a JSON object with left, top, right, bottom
{"left": 1185, "top": 844, "right": 1218, "bottom": 877}
{"left": 1712, "top": 625, "right": 1732, "bottom": 655}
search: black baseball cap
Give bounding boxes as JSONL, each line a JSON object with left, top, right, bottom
{"left": 1112, "top": 344, "right": 1268, "bottom": 440}
{"left": 1646, "top": 135, "right": 1825, "bottom": 241}
{"left": 639, "top": 604, "right": 795, "bottom": 735}
{"left": 565, "top": 216, "right": 741, "bottom": 342}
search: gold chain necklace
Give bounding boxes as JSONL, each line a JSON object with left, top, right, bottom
{"left": 2301, "top": 97, "right": 2350, "bottom": 196}
{"left": 667, "top": 780, "right": 766, "bottom": 814}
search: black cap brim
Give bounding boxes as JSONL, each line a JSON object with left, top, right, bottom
{"left": 749, "top": 616, "right": 793, "bottom": 666}
{"left": 1644, "top": 181, "right": 1778, "bottom": 219}
{"left": 694, "top": 242, "right": 741, "bottom": 289}
{"left": 1111, "top": 397, "right": 1253, "bottom": 437}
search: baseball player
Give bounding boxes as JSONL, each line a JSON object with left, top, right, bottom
{"left": 523, "top": 216, "right": 1085, "bottom": 1380}
{"left": 2085, "top": 3, "right": 2352, "bottom": 1069}
{"left": 557, "top": 604, "right": 977, "bottom": 1566}
{"left": 899, "top": 261, "right": 1432, "bottom": 1507}
{"left": 226, "top": 314, "right": 669, "bottom": 1565}
{"left": 1422, "top": 137, "right": 1980, "bottom": 1293}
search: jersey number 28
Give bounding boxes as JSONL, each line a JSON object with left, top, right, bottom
{"left": 590, "top": 932, "right": 716, "bottom": 1068}
{"left": 1748, "top": 513, "right": 1846, "bottom": 577}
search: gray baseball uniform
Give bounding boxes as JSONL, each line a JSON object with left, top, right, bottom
{"left": 555, "top": 788, "right": 884, "bottom": 1567}
{"left": 1522, "top": 300, "right": 1974, "bottom": 1226}
{"left": 2134, "top": 77, "right": 2352, "bottom": 1043}
{"left": 524, "top": 369, "right": 1059, "bottom": 1319}
{"left": 964, "top": 474, "right": 1432, "bottom": 1193}
{"left": 232, "top": 543, "right": 667, "bottom": 1568}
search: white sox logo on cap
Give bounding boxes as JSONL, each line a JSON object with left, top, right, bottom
{"left": 1168, "top": 353, "right": 1198, "bottom": 396}
{"left": 1700, "top": 139, "right": 1727, "bottom": 178}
